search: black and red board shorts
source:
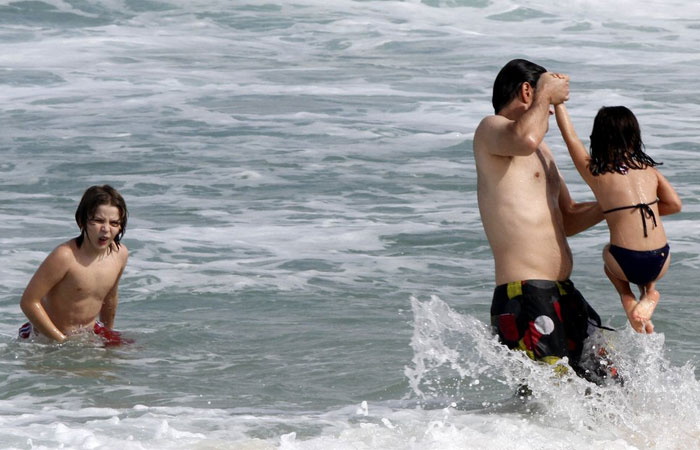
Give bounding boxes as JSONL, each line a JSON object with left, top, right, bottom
{"left": 490, "top": 279, "right": 602, "bottom": 371}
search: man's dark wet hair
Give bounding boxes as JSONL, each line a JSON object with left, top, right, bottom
{"left": 492, "top": 59, "right": 547, "bottom": 114}
{"left": 75, "top": 185, "right": 128, "bottom": 249}
{"left": 589, "top": 106, "right": 660, "bottom": 176}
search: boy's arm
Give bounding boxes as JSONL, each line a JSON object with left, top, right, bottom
{"left": 554, "top": 103, "right": 593, "bottom": 183}
{"left": 19, "top": 246, "right": 71, "bottom": 342}
{"left": 655, "top": 169, "right": 682, "bottom": 216}
{"left": 558, "top": 172, "right": 604, "bottom": 236}
{"left": 100, "top": 247, "right": 128, "bottom": 329}
{"left": 99, "top": 286, "right": 118, "bottom": 330}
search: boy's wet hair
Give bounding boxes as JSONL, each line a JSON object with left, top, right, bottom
{"left": 75, "top": 185, "right": 128, "bottom": 249}
{"left": 589, "top": 106, "right": 660, "bottom": 175}
{"left": 492, "top": 59, "right": 547, "bottom": 114}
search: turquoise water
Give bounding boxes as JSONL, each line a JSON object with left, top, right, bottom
{"left": 1, "top": 1, "right": 699, "bottom": 448}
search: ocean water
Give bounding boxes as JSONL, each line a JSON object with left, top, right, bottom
{"left": 1, "top": 0, "right": 699, "bottom": 448}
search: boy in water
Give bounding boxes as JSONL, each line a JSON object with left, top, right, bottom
{"left": 19, "top": 185, "right": 129, "bottom": 344}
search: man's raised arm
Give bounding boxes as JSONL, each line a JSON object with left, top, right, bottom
{"left": 475, "top": 72, "right": 569, "bottom": 158}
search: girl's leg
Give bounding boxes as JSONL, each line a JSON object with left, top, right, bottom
{"left": 633, "top": 252, "right": 670, "bottom": 334}
{"left": 604, "top": 265, "right": 645, "bottom": 333}
{"left": 603, "top": 245, "right": 646, "bottom": 333}
{"left": 633, "top": 282, "right": 657, "bottom": 334}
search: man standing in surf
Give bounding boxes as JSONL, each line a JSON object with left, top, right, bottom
{"left": 473, "top": 59, "right": 610, "bottom": 382}
{"left": 19, "top": 185, "right": 129, "bottom": 346}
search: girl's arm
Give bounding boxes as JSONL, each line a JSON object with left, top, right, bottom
{"left": 655, "top": 168, "right": 682, "bottom": 216}
{"left": 554, "top": 104, "right": 593, "bottom": 184}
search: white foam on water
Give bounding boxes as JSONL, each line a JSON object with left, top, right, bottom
{"left": 0, "top": 400, "right": 641, "bottom": 449}
{"left": 404, "top": 295, "right": 700, "bottom": 449}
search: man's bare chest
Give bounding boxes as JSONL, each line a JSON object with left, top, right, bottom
{"left": 516, "top": 150, "right": 560, "bottom": 185}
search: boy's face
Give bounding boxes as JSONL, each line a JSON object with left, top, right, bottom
{"left": 85, "top": 204, "right": 122, "bottom": 252}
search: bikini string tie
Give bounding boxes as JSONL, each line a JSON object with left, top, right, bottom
{"left": 637, "top": 203, "right": 657, "bottom": 238}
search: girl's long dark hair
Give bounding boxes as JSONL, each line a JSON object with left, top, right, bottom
{"left": 589, "top": 106, "right": 660, "bottom": 175}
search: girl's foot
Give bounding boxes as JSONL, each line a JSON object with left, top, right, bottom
{"left": 633, "top": 290, "right": 659, "bottom": 334}
{"left": 621, "top": 293, "right": 645, "bottom": 333}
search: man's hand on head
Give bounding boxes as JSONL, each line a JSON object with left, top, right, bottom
{"left": 537, "top": 72, "right": 570, "bottom": 105}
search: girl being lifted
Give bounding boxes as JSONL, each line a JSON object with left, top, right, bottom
{"left": 555, "top": 104, "right": 681, "bottom": 333}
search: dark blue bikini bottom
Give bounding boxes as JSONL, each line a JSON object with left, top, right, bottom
{"left": 608, "top": 243, "right": 670, "bottom": 286}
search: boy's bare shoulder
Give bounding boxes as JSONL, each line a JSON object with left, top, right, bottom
{"left": 116, "top": 244, "right": 129, "bottom": 265}
{"left": 35, "top": 240, "right": 79, "bottom": 279}
{"left": 49, "top": 240, "right": 78, "bottom": 261}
